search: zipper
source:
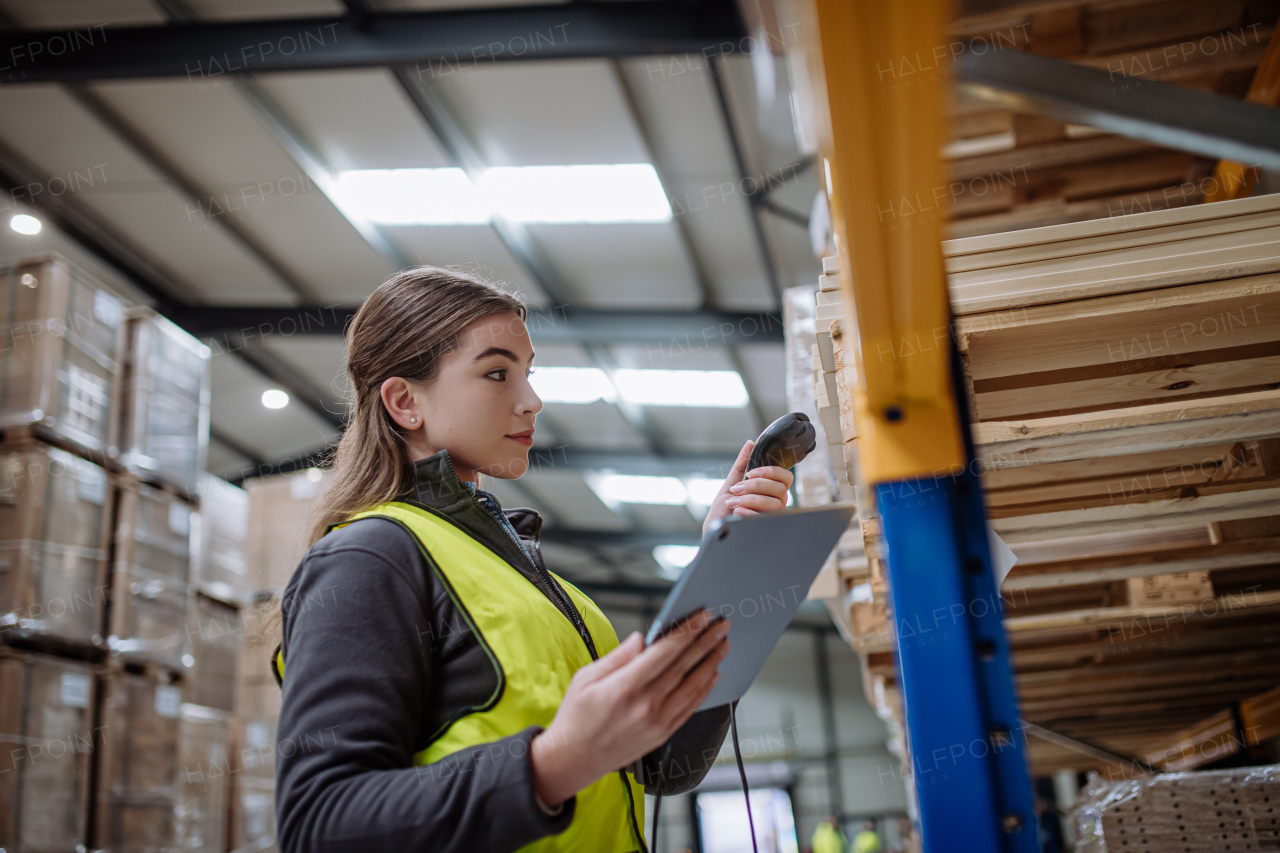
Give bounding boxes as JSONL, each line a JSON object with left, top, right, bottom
{"left": 471, "top": 489, "right": 598, "bottom": 659}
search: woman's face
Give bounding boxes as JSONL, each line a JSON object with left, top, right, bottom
{"left": 381, "top": 311, "right": 543, "bottom": 482}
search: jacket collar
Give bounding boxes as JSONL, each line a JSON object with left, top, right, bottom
{"left": 396, "top": 449, "right": 544, "bottom": 563}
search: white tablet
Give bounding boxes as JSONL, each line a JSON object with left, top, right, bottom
{"left": 645, "top": 505, "right": 855, "bottom": 710}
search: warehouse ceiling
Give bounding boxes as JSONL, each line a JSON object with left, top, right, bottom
{"left": 0, "top": 0, "right": 822, "bottom": 589}
{"left": 1, "top": 0, "right": 1277, "bottom": 594}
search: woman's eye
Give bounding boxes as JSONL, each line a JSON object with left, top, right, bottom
{"left": 487, "top": 369, "right": 507, "bottom": 381}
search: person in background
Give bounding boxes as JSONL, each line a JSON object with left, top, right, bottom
{"left": 851, "top": 820, "right": 882, "bottom": 853}
{"left": 812, "top": 816, "right": 848, "bottom": 853}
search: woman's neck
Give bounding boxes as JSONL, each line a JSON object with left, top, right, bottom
{"left": 406, "top": 434, "right": 480, "bottom": 485}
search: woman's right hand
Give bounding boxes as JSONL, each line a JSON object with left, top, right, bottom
{"left": 529, "top": 609, "right": 730, "bottom": 808}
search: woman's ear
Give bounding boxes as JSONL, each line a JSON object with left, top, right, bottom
{"left": 380, "top": 377, "right": 422, "bottom": 430}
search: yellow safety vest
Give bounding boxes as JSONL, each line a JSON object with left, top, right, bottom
{"left": 274, "top": 501, "right": 647, "bottom": 852}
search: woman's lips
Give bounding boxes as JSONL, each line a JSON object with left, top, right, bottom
{"left": 506, "top": 431, "right": 534, "bottom": 447}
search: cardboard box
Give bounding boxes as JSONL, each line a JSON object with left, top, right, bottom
{"left": 234, "top": 602, "right": 280, "bottom": 722}
{"left": 0, "top": 440, "right": 111, "bottom": 643}
{"left": 0, "top": 254, "right": 127, "bottom": 455}
{"left": 110, "top": 479, "right": 194, "bottom": 668}
{"left": 177, "top": 703, "right": 231, "bottom": 853}
{"left": 186, "top": 593, "right": 240, "bottom": 713}
{"left": 94, "top": 664, "right": 184, "bottom": 852}
{"left": 244, "top": 469, "right": 329, "bottom": 595}
{"left": 229, "top": 715, "right": 277, "bottom": 853}
{"left": 193, "top": 473, "right": 251, "bottom": 605}
{"left": 118, "top": 307, "right": 210, "bottom": 498}
{"left": 0, "top": 648, "right": 95, "bottom": 852}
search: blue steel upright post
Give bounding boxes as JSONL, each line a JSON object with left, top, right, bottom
{"left": 875, "top": 341, "right": 1040, "bottom": 853}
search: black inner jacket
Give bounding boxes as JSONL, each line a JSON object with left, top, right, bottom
{"left": 274, "top": 449, "right": 730, "bottom": 853}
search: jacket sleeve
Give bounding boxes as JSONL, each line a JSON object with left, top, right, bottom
{"left": 274, "top": 537, "right": 574, "bottom": 853}
{"left": 639, "top": 705, "right": 732, "bottom": 795}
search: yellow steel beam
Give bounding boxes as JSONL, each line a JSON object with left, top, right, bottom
{"left": 807, "top": 0, "right": 965, "bottom": 484}
{"left": 1204, "top": 24, "right": 1280, "bottom": 203}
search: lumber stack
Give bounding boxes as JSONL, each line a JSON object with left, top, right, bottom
{"left": 942, "top": 0, "right": 1273, "bottom": 238}
{"left": 799, "top": 194, "right": 1280, "bottom": 778}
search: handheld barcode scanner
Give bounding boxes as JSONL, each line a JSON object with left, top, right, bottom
{"left": 746, "top": 411, "right": 817, "bottom": 478}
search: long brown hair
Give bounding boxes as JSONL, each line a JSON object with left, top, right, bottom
{"left": 258, "top": 266, "right": 526, "bottom": 647}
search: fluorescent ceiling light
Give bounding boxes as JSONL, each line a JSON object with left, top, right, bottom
{"left": 332, "top": 169, "right": 489, "bottom": 225}
{"left": 531, "top": 367, "right": 748, "bottom": 408}
{"left": 590, "top": 473, "right": 687, "bottom": 505}
{"left": 613, "top": 369, "right": 748, "bottom": 408}
{"left": 653, "top": 544, "right": 699, "bottom": 579}
{"left": 685, "top": 477, "right": 723, "bottom": 506}
{"left": 261, "top": 389, "right": 289, "bottom": 409}
{"left": 479, "top": 164, "right": 671, "bottom": 223}
{"left": 529, "top": 366, "right": 617, "bottom": 404}
{"left": 331, "top": 164, "right": 671, "bottom": 225}
{"left": 10, "top": 214, "right": 41, "bottom": 235}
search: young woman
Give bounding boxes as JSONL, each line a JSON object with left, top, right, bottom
{"left": 272, "top": 268, "right": 794, "bottom": 853}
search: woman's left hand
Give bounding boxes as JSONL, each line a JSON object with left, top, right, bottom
{"left": 702, "top": 439, "right": 795, "bottom": 536}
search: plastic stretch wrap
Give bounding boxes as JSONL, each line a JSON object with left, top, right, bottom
{"left": 1073, "top": 765, "right": 1279, "bottom": 852}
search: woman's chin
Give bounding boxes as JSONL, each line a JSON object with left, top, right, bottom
{"left": 481, "top": 452, "right": 530, "bottom": 480}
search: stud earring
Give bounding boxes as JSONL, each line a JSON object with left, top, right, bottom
{"left": 409, "top": 417, "right": 417, "bottom": 424}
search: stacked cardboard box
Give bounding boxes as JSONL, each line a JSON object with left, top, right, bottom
{"left": 235, "top": 601, "right": 281, "bottom": 723}
{"left": 186, "top": 593, "right": 241, "bottom": 713}
{"left": 244, "top": 468, "right": 330, "bottom": 596}
{"left": 0, "top": 254, "right": 125, "bottom": 457}
{"left": 118, "top": 307, "right": 210, "bottom": 500}
{"left": 0, "top": 648, "right": 96, "bottom": 852}
{"left": 110, "top": 479, "right": 195, "bottom": 670}
{"left": 177, "top": 703, "right": 231, "bottom": 852}
{"left": 230, "top": 715, "right": 278, "bottom": 853}
{"left": 0, "top": 440, "right": 112, "bottom": 645}
{"left": 194, "top": 473, "right": 253, "bottom": 605}
{"left": 94, "top": 664, "right": 185, "bottom": 852}
{"left": 0, "top": 254, "right": 262, "bottom": 851}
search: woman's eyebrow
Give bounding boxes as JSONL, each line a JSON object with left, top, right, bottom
{"left": 473, "top": 346, "right": 519, "bottom": 362}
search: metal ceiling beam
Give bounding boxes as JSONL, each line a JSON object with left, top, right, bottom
{"left": 610, "top": 61, "right": 771, "bottom": 432}
{"left": 234, "top": 79, "right": 413, "bottom": 268}
{"left": 585, "top": 343, "right": 671, "bottom": 455}
{"left": 61, "top": 81, "right": 323, "bottom": 302}
{"left": 221, "top": 332, "right": 347, "bottom": 430}
{"left": 392, "top": 66, "right": 568, "bottom": 305}
{"left": 149, "top": 0, "right": 412, "bottom": 268}
{"left": 610, "top": 59, "right": 716, "bottom": 309}
{"left": 0, "top": 138, "right": 185, "bottom": 308}
{"left": 709, "top": 55, "right": 783, "bottom": 306}
{"left": 168, "top": 303, "right": 783, "bottom": 345}
{"left": 956, "top": 46, "right": 1280, "bottom": 172}
{"left": 0, "top": 1, "right": 746, "bottom": 84}
{"left": 0, "top": 138, "right": 348, "bottom": 432}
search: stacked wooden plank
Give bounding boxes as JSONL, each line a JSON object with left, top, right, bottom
{"left": 806, "top": 194, "right": 1280, "bottom": 778}
{"left": 942, "top": 0, "right": 1275, "bottom": 238}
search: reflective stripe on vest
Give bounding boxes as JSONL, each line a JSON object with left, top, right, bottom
{"left": 275, "top": 501, "right": 646, "bottom": 853}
